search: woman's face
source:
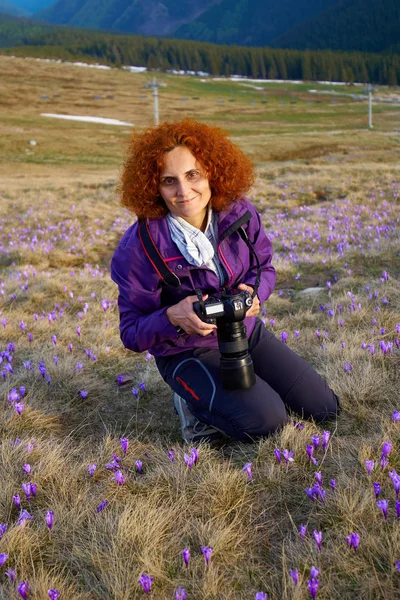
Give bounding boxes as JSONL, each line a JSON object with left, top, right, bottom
{"left": 159, "top": 146, "right": 211, "bottom": 231}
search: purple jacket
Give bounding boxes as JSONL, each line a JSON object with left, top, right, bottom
{"left": 111, "top": 198, "right": 276, "bottom": 356}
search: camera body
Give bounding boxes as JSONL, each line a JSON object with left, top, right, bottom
{"left": 193, "top": 289, "right": 256, "bottom": 390}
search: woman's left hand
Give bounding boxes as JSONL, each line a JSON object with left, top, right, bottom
{"left": 237, "top": 283, "right": 260, "bottom": 317}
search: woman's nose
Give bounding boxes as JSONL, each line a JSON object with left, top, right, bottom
{"left": 176, "top": 179, "right": 190, "bottom": 196}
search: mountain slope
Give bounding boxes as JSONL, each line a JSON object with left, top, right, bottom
{"left": 271, "top": 0, "right": 400, "bottom": 53}
{"left": 174, "top": 0, "right": 336, "bottom": 46}
{"left": 35, "top": 0, "right": 222, "bottom": 37}
{"left": 9, "top": 0, "right": 55, "bottom": 11}
{"left": 0, "top": 0, "right": 29, "bottom": 16}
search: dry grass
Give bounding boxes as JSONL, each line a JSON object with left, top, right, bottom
{"left": 0, "top": 55, "right": 399, "bottom": 599}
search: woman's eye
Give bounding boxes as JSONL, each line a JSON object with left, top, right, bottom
{"left": 163, "top": 178, "right": 175, "bottom": 185}
{"left": 188, "top": 171, "right": 199, "bottom": 179}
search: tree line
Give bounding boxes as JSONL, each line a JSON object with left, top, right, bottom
{"left": 1, "top": 16, "right": 399, "bottom": 85}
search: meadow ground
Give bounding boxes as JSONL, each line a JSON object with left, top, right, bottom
{"left": 0, "top": 54, "right": 399, "bottom": 599}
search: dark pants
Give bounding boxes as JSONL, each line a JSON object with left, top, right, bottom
{"left": 156, "top": 319, "right": 339, "bottom": 441}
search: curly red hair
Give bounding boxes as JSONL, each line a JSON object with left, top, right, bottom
{"left": 119, "top": 118, "right": 255, "bottom": 219}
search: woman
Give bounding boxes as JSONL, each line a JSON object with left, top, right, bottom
{"left": 111, "top": 119, "right": 339, "bottom": 444}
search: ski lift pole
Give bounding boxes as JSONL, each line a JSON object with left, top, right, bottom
{"left": 153, "top": 77, "right": 159, "bottom": 126}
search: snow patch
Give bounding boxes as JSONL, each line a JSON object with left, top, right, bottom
{"left": 41, "top": 113, "right": 133, "bottom": 126}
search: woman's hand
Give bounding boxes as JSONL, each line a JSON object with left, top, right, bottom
{"left": 237, "top": 283, "right": 260, "bottom": 317}
{"left": 166, "top": 294, "right": 217, "bottom": 336}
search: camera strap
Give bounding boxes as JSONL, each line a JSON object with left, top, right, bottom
{"left": 137, "top": 219, "right": 182, "bottom": 288}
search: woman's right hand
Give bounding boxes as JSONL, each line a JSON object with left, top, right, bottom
{"left": 166, "top": 294, "right": 217, "bottom": 336}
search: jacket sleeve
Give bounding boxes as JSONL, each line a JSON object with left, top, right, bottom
{"left": 241, "top": 201, "right": 276, "bottom": 304}
{"left": 110, "top": 235, "right": 179, "bottom": 354}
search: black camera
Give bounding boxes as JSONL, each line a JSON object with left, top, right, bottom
{"left": 193, "top": 288, "right": 256, "bottom": 390}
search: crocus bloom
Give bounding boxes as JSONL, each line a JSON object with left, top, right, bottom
{"left": 139, "top": 382, "right": 146, "bottom": 392}
{"left": 96, "top": 500, "right": 108, "bottom": 513}
{"left": 184, "top": 453, "right": 194, "bottom": 470}
{"left": 14, "top": 402, "right": 24, "bottom": 415}
{"left": 120, "top": 438, "right": 129, "bottom": 455}
{"left": 382, "top": 442, "right": 393, "bottom": 460}
{"left": 283, "top": 449, "right": 294, "bottom": 471}
{"left": 13, "top": 495, "right": 21, "bottom": 510}
{"left": 330, "top": 479, "right": 336, "bottom": 491}
{"left": 396, "top": 500, "right": 400, "bottom": 518}
{"left": 167, "top": 450, "right": 175, "bottom": 462}
{"left": 48, "top": 591, "right": 60, "bottom": 600}
{"left": 343, "top": 362, "right": 353, "bottom": 372}
{"left": 135, "top": 460, "right": 143, "bottom": 474}
{"left": 17, "top": 581, "right": 30, "bottom": 600}
{"left": 255, "top": 594, "right": 268, "bottom": 600}
{"left": 132, "top": 388, "right": 139, "bottom": 398}
{"left": 201, "top": 546, "right": 213, "bottom": 565}
{"left": 373, "top": 482, "right": 381, "bottom": 498}
{"left": 313, "top": 530, "right": 323, "bottom": 552}
{"left": 346, "top": 532, "right": 360, "bottom": 551}
{"left": 376, "top": 499, "right": 389, "bottom": 520}
{"left": 289, "top": 569, "right": 299, "bottom": 585}
{"left": 18, "top": 510, "right": 34, "bottom": 526}
{"left": 88, "top": 463, "right": 97, "bottom": 476}
{"left": 191, "top": 448, "right": 199, "bottom": 465}
{"left": 22, "top": 482, "right": 31, "bottom": 503}
{"left": 0, "top": 553, "right": 8, "bottom": 567}
{"left": 0, "top": 523, "right": 7, "bottom": 539}
{"left": 274, "top": 449, "right": 281, "bottom": 463}
{"left": 310, "top": 566, "right": 320, "bottom": 580}
{"left": 23, "top": 464, "right": 31, "bottom": 475}
{"left": 138, "top": 573, "right": 153, "bottom": 595}
{"left": 299, "top": 524, "right": 307, "bottom": 539}
{"left": 46, "top": 510, "right": 54, "bottom": 530}
{"left": 80, "top": 390, "right": 88, "bottom": 399}
{"left": 321, "top": 430, "right": 330, "bottom": 449}
{"left": 5, "top": 568, "right": 16, "bottom": 583}
{"left": 182, "top": 547, "right": 190, "bottom": 568}
{"left": 306, "top": 445, "right": 318, "bottom": 466}
{"left": 242, "top": 462, "right": 253, "bottom": 481}
{"left": 312, "top": 435, "right": 320, "bottom": 450}
{"left": 175, "top": 587, "right": 187, "bottom": 600}
{"left": 281, "top": 332, "right": 287, "bottom": 344}
{"left": 365, "top": 460, "right": 375, "bottom": 476}
{"left": 389, "top": 470, "right": 400, "bottom": 497}
{"left": 396, "top": 560, "right": 400, "bottom": 572}
{"left": 307, "top": 579, "right": 319, "bottom": 599}
{"left": 314, "top": 472, "right": 323, "bottom": 486}
{"left": 392, "top": 411, "right": 400, "bottom": 422}
{"left": 113, "top": 470, "right": 125, "bottom": 485}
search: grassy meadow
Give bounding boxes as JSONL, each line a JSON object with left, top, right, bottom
{"left": 0, "top": 54, "right": 400, "bottom": 599}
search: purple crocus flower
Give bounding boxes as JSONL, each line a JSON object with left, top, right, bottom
{"left": 274, "top": 449, "right": 281, "bottom": 464}
{"left": 0, "top": 523, "right": 7, "bottom": 539}
{"left": 79, "top": 390, "right": 88, "bottom": 399}
{"left": 182, "top": 547, "right": 190, "bottom": 568}
{"left": 381, "top": 442, "right": 393, "bottom": 460}
{"left": 307, "top": 578, "right": 319, "bottom": 599}
{"left": 17, "top": 581, "right": 30, "bottom": 599}
{"left": 312, "top": 435, "right": 320, "bottom": 451}
{"left": 175, "top": 587, "right": 187, "bottom": 600}
{"left": 88, "top": 463, "right": 97, "bottom": 476}
{"left": 0, "top": 553, "right": 8, "bottom": 567}
{"left": 135, "top": 460, "right": 143, "bottom": 474}
{"left": 13, "top": 494, "right": 21, "bottom": 510}
{"left": 167, "top": 450, "right": 175, "bottom": 462}
{"left": 396, "top": 500, "right": 400, "bottom": 519}
{"left": 138, "top": 573, "right": 154, "bottom": 595}
{"left": 201, "top": 545, "right": 213, "bottom": 565}
{"left": 365, "top": 460, "right": 375, "bottom": 476}
{"left": 191, "top": 448, "right": 199, "bottom": 465}
{"left": 18, "top": 510, "right": 34, "bottom": 526}
{"left": 120, "top": 438, "right": 129, "bottom": 455}
{"left": 282, "top": 449, "right": 294, "bottom": 471}
{"left": 46, "top": 510, "right": 54, "bottom": 530}
{"left": 5, "top": 568, "right": 16, "bottom": 583}
{"left": 139, "top": 382, "right": 146, "bottom": 392}
{"left": 242, "top": 462, "right": 253, "bottom": 481}
{"left": 389, "top": 470, "right": 400, "bottom": 497}
{"left": 22, "top": 482, "right": 32, "bottom": 503}
{"left": 343, "top": 362, "right": 353, "bottom": 372}
{"left": 373, "top": 482, "right": 381, "bottom": 498}
{"left": 106, "top": 455, "right": 121, "bottom": 470}
{"left": 392, "top": 411, "right": 400, "bottom": 423}
{"left": 306, "top": 445, "right": 318, "bottom": 466}
{"left": 299, "top": 524, "right": 307, "bottom": 539}
{"left": 76, "top": 326, "right": 81, "bottom": 337}
{"left": 255, "top": 593, "right": 268, "bottom": 600}
{"left": 346, "top": 532, "right": 360, "bottom": 551}
{"left": 184, "top": 453, "right": 195, "bottom": 470}
{"left": 310, "top": 566, "right": 320, "bottom": 580}
{"left": 313, "top": 530, "right": 323, "bottom": 552}
{"left": 96, "top": 500, "right": 108, "bottom": 513}
{"left": 132, "top": 388, "right": 139, "bottom": 398}
{"left": 281, "top": 331, "right": 287, "bottom": 344}
{"left": 321, "top": 430, "right": 330, "bottom": 449}
{"left": 269, "top": 319, "right": 275, "bottom": 328}
{"left": 48, "top": 591, "right": 60, "bottom": 600}
{"left": 14, "top": 402, "right": 24, "bottom": 415}
{"left": 113, "top": 470, "right": 125, "bottom": 485}
{"left": 396, "top": 560, "right": 400, "bottom": 572}
{"left": 330, "top": 479, "right": 336, "bottom": 491}
{"left": 23, "top": 463, "right": 31, "bottom": 475}
{"left": 314, "top": 472, "right": 323, "bottom": 486}
{"left": 376, "top": 499, "right": 389, "bottom": 520}
{"left": 289, "top": 569, "right": 299, "bottom": 585}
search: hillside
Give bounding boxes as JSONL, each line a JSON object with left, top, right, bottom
{"left": 271, "top": 0, "right": 400, "bottom": 53}
{"left": 0, "top": 0, "right": 29, "bottom": 16}
{"left": 35, "top": 0, "right": 221, "bottom": 37}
